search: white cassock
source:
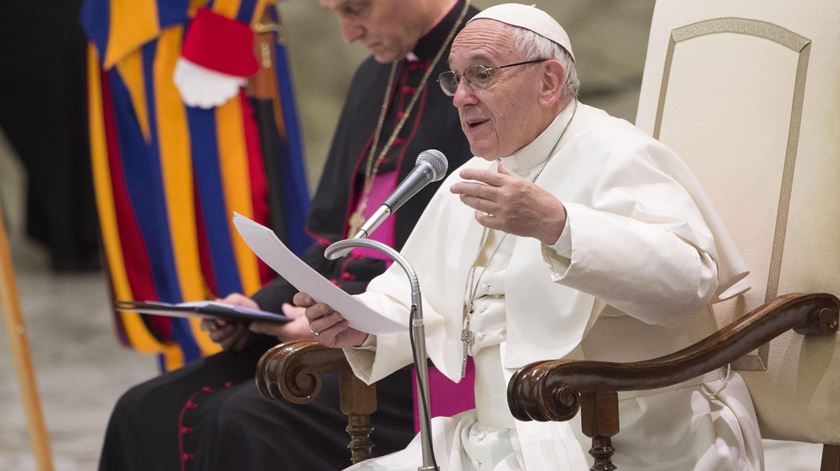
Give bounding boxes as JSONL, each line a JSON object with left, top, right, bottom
{"left": 343, "top": 103, "right": 764, "bottom": 470}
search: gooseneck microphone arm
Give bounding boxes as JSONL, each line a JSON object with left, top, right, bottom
{"left": 322, "top": 149, "right": 447, "bottom": 468}
{"left": 324, "top": 239, "right": 438, "bottom": 471}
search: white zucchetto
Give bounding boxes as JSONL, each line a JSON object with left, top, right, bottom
{"left": 468, "top": 3, "right": 575, "bottom": 61}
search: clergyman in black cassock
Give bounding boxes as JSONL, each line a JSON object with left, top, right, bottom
{"left": 99, "top": 1, "right": 478, "bottom": 469}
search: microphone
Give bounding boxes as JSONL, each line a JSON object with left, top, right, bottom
{"left": 353, "top": 149, "right": 448, "bottom": 239}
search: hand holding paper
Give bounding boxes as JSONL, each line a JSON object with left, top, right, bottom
{"left": 232, "top": 213, "right": 406, "bottom": 335}
{"left": 249, "top": 303, "right": 312, "bottom": 341}
{"left": 294, "top": 292, "right": 370, "bottom": 348}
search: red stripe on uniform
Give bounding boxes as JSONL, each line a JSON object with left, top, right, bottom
{"left": 100, "top": 68, "right": 171, "bottom": 339}
{"left": 239, "top": 91, "right": 273, "bottom": 285}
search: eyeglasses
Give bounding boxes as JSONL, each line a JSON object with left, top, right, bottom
{"left": 437, "top": 59, "right": 547, "bottom": 96}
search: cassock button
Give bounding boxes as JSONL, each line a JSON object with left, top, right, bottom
{"left": 180, "top": 426, "right": 193, "bottom": 435}
{"left": 402, "top": 85, "right": 417, "bottom": 95}
{"left": 185, "top": 400, "right": 198, "bottom": 409}
{"left": 181, "top": 453, "right": 194, "bottom": 462}
{"left": 201, "top": 385, "right": 214, "bottom": 393}
{"left": 392, "top": 137, "right": 406, "bottom": 147}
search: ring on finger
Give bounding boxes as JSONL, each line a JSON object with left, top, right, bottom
{"left": 309, "top": 326, "right": 320, "bottom": 337}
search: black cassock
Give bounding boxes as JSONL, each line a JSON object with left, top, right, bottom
{"left": 99, "top": 2, "right": 478, "bottom": 470}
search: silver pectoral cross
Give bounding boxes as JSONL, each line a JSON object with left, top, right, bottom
{"left": 460, "top": 308, "right": 475, "bottom": 378}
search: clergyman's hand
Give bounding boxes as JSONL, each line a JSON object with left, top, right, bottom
{"left": 199, "top": 293, "right": 256, "bottom": 351}
{"left": 293, "top": 292, "right": 369, "bottom": 348}
{"left": 450, "top": 162, "right": 566, "bottom": 245}
{"left": 249, "top": 303, "right": 311, "bottom": 341}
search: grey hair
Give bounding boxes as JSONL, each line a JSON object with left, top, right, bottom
{"left": 510, "top": 27, "right": 580, "bottom": 99}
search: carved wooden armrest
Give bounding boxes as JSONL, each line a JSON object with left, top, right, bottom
{"left": 256, "top": 339, "right": 377, "bottom": 464}
{"left": 507, "top": 292, "right": 839, "bottom": 470}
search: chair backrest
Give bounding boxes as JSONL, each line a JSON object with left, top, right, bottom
{"left": 634, "top": 0, "right": 840, "bottom": 444}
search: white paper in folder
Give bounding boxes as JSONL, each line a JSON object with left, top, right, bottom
{"left": 232, "top": 213, "right": 406, "bottom": 334}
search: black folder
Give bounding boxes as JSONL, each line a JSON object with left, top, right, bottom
{"left": 115, "top": 300, "right": 291, "bottom": 323}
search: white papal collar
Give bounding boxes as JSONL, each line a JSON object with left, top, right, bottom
{"left": 500, "top": 101, "right": 576, "bottom": 175}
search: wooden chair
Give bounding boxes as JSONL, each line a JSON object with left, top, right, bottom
{"left": 510, "top": 0, "right": 840, "bottom": 469}
{"left": 256, "top": 0, "right": 840, "bottom": 467}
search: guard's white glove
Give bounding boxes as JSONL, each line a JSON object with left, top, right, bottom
{"left": 174, "top": 59, "right": 246, "bottom": 109}
{"left": 173, "top": 7, "right": 258, "bottom": 109}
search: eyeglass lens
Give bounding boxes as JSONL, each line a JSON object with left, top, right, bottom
{"left": 438, "top": 65, "right": 493, "bottom": 96}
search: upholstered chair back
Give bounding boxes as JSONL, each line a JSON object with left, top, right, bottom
{"left": 634, "top": 0, "right": 840, "bottom": 444}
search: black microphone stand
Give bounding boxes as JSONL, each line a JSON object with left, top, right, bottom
{"left": 324, "top": 238, "right": 438, "bottom": 471}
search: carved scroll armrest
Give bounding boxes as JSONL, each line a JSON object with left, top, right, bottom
{"left": 257, "top": 339, "right": 351, "bottom": 402}
{"left": 256, "top": 339, "right": 377, "bottom": 463}
{"left": 508, "top": 292, "right": 839, "bottom": 423}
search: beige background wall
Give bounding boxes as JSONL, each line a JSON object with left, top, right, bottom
{"left": 276, "top": 0, "right": 656, "bottom": 189}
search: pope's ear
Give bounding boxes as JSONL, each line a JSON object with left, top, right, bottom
{"left": 539, "top": 59, "right": 566, "bottom": 105}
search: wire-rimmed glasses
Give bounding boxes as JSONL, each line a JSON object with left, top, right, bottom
{"left": 437, "top": 59, "right": 547, "bottom": 96}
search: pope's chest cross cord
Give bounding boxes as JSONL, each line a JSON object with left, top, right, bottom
{"left": 461, "top": 229, "right": 507, "bottom": 378}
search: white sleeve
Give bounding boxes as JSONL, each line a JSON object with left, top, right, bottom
{"left": 353, "top": 333, "right": 377, "bottom": 351}
{"left": 541, "top": 201, "right": 717, "bottom": 327}
{"left": 342, "top": 286, "right": 415, "bottom": 385}
{"left": 549, "top": 212, "right": 572, "bottom": 258}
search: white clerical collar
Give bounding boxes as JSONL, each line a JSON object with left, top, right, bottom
{"left": 500, "top": 101, "right": 577, "bottom": 174}
{"left": 406, "top": 52, "right": 419, "bottom": 62}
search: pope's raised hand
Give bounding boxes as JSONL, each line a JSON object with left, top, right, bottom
{"left": 293, "top": 292, "right": 369, "bottom": 348}
{"left": 450, "top": 162, "right": 566, "bottom": 245}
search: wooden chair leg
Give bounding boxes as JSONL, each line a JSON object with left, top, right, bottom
{"left": 346, "top": 412, "right": 374, "bottom": 463}
{"left": 580, "top": 392, "right": 619, "bottom": 471}
{"left": 339, "top": 370, "right": 377, "bottom": 463}
{"left": 822, "top": 444, "right": 840, "bottom": 471}
{"left": 589, "top": 436, "right": 617, "bottom": 471}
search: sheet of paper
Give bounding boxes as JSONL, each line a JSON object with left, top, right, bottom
{"left": 233, "top": 213, "right": 406, "bottom": 334}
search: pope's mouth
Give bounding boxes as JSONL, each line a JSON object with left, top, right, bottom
{"left": 465, "top": 119, "right": 489, "bottom": 129}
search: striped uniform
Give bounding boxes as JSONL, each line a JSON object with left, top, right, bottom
{"left": 82, "top": 0, "right": 309, "bottom": 371}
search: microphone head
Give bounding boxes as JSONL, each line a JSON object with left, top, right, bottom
{"left": 417, "top": 149, "right": 448, "bottom": 182}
